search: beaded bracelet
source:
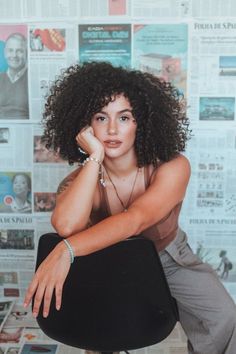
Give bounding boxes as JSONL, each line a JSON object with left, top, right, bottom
{"left": 83, "top": 156, "right": 101, "bottom": 166}
{"left": 63, "top": 239, "right": 74, "bottom": 264}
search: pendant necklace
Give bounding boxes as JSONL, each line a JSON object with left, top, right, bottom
{"left": 103, "top": 165, "right": 140, "bottom": 212}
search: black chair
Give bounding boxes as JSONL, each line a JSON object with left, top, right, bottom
{"left": 34, "top": 233, "right": 179, "bottom": 352}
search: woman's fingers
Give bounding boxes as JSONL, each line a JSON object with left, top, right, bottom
{"left": 24, "top": 243, "right": 70, "bottom": 318}
{"left": 24, "top": 277, "right": 39, "bottom": 308}
{"left": 55, "top": 282, "right": 63, "bottom": 310}
{"left": 43, "top": 285, "right": 54, "bottom": 318}
{"left": 32, "top": 282, "right": 46, "bottom": 317}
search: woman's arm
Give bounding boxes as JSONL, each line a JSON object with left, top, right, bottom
{"left": 24, "top": 154, "right": 190, "bottom": 318}
{"left": 51, "top": 126, "right": 104, "bottom": 236}
{"left": 51, "top": 159, "right": 101, "bottom": 236}
{"left": 68, "top": 154, "right": 191, "bottom": 256}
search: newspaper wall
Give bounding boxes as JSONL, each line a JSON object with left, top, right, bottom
{"left": 0, "top": 0, "right": 236, "bottom": 353}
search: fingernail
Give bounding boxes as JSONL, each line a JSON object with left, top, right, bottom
{"left": 33, "top": 312, "right": 37, "bottom": 318}
{"left": 56, "top": 305, "right": 60, "bottom": 310}
{"left": 23, "top": 302, "right": 27, "bottom": 308}
{"left": 43, "top": 312, "right": 48, "bottom": 318}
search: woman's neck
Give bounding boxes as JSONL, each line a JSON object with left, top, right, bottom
{"left": 103, "top": 153, "right": 138, "bottom": 178}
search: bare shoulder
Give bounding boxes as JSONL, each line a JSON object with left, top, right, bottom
{"left": 158, "top": 154, "right": 190, "bottom": 175}
{"left": 57, "top": 167, "right": 81, "bottom": 195}
{"left": 151, "top": 154, "right": 191, "bottom": 189}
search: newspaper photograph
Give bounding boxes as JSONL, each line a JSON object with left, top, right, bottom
{"left": 0, "top": 24, "right": 29, "bottom": 121}
{"left": 0, "top": 172, "right": 32, "bottom": 214}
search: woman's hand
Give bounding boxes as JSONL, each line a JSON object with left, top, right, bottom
{"left": 24, "top": 242, "right": 70, "bottom": 318}
{"left": 76, "top": 126, "right": 104, "bottom": 160}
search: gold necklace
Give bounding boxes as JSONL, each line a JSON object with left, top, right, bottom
{"left": 103, "top": 166, "right": 140, "bottom": 212}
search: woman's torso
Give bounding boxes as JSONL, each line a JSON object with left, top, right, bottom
{"left": 90, "top": 163, "right": 182, "bottom": 251}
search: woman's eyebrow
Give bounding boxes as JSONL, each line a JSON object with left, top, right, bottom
{"left": 118, "top": 109, "right": 133, "bottom": 114}
{"left": 95, "top": 109, "right": 133, "bottom": 114}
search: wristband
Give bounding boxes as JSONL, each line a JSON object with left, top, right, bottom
{"left": 63, "top": 239, "right": 74, "bottom": 264}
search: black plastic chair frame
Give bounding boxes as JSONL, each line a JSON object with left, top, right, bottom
{"left": 34, "top": 233, "right": 179, "bottom": 352}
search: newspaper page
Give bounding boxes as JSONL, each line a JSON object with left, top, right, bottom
{"left": 133, "top": 22, "right": 188, "bottom": 94}
{"left": 79, "top": 23, "right": 132, "bottom": 67}
{"left": 29, "top": 23, "right": 78, "bottom": 122}
{"left": 188, "top": 19, "right": 236, "bottom": 126}
{"left": 180, "top": 128, "right": 236, "bottom": 300}
{"left": 0, "top": 216, "right": 36, "bottom": 301}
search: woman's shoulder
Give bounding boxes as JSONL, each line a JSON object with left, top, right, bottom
{"left": 159, "top": 154, "right": 190, "bottom": 171}
{"left": 57, "top": 166, "right": 82, "bottom": 195}
{"left": 149, "top": 154, "right": 191, "bottom": 185}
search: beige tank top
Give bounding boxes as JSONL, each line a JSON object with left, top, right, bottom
{"left": 90, "top": 164, "right": 182, "bottom": 252}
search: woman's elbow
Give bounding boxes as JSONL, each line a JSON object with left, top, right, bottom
{"left": 51, "top": 213, "right": 88, "bottom": 237}
{"left": 51, "top": 214, "right": 73, "bottom": 237}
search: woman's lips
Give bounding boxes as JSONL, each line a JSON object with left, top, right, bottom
{"left": 104, "top": 140, "right": 122, "bottom": 148}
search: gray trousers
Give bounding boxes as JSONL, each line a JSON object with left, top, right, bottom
{"left": 159, "top": 228, "right": 236, "bottom": 354}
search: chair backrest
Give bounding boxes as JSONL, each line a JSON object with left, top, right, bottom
{"left": 35, "top": 233, "right": 179, "bottom": 352}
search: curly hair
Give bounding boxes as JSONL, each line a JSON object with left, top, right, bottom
{"left": 42, "top": 61, "right": 191, "bottom": 166}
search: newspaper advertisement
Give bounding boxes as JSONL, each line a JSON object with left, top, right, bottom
{"left": 133, "top": 23, "right": 188, "bottom": 95}
{"left": 79, "top": 23, "right": 132, "bottom": 67}
{"left": 29, "top": 23, "right": 78, "bottom": 122}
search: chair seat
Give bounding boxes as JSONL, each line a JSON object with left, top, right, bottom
{"left": 34, "top": 233, "right": 178, "bottom": 352}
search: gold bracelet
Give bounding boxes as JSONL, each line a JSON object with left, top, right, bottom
{"left": 82, "top": 156, "right": 101, "bottom": 166}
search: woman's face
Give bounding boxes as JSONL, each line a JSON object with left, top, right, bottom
{"left": 13, "top": 175, "right": 30, "bottom": 198}
{"left": 91, "top": 95, "right": 137, "bottom": 160}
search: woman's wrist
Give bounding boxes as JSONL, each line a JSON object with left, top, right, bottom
{"left": 57, "top": 240, "right": 72, "bottom": 263}
{"left": 90, "top": 150, "right": 104, "bottom": 162}
{"left": 62, "top": 239, "right": 74, "bottom": 263}
{"left": 82, "top": 150, "right": 104, "bottom": 167}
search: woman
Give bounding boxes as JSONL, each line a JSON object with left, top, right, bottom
{"left": 24, "top": 62, "right": 236, "bottom": 354}
{"left": 11, "top": 173, "right": 31, "bottom": 213}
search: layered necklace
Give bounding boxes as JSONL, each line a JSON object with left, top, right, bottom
{"left": 102, "top": 165, "right": 140, "bottom": 212}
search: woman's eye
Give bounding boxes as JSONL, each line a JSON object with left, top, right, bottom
{"left": 96, "top": 116, "right": 107, "bottom": 122}
{"left": 119, "top": 116, "right": 130, "bottom": 122}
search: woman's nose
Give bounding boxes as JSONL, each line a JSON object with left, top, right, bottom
{"left": 107, "top": 120, "right": 118, "bottom": 135}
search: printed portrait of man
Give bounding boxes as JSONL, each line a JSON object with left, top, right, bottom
{"left": 0, "top": 32, "right": 29, "bottom": 119}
